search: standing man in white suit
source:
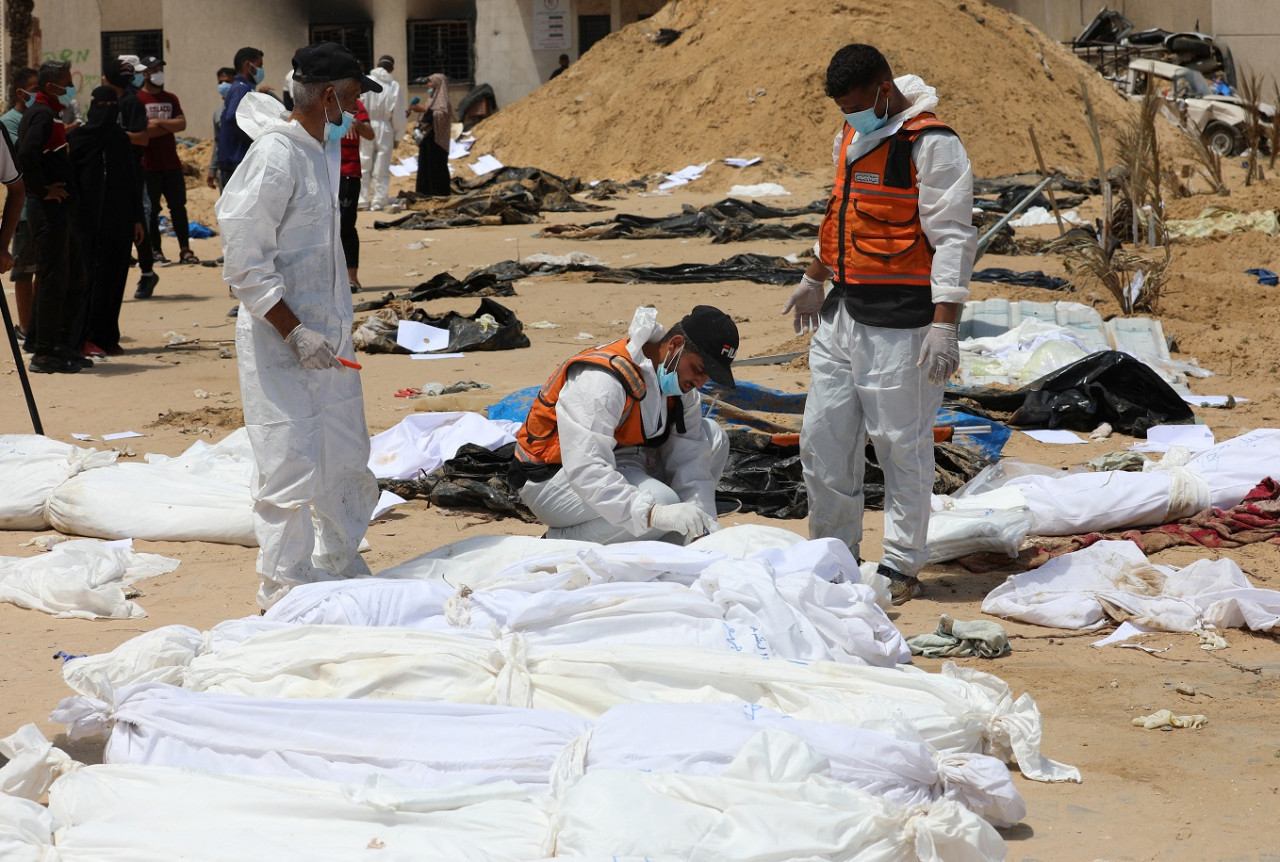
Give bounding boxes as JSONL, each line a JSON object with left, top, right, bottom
{"left": 358, "top": 55, "right": 405, "bottom": 210}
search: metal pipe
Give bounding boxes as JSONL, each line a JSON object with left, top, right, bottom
{"left": 974, "top": 174, "right": 1058, "bottom": 262}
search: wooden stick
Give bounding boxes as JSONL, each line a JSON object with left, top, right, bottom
{"left": 1028, "top": 125, "right": 1066, "bottom": 235}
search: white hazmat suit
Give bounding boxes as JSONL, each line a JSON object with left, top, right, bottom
{"left": 216, "top": 92, "right": 378, "bottom": 609}
{"left": 358, "top": 66, "right": 406, "bottom": 209}
{"left": 519, "top": 307, "right": 729, "bottom": 544}
{"left": 802, "top": 75, "right": 977, "bottom": 578}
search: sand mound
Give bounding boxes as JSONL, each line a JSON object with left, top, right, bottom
{"left": 473, "top": 0, "right": 1175, "bottom": 181}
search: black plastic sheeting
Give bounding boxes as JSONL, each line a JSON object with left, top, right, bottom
{"left": 540, "top": 197, "right": 825, "bottom": 244}
{"left": 587, "top": 253, "right": 805, "bottom": 286}
{"left": 954, "top": 350, "right": 1194, "bottom": 437}
{"left": 419, "top": 297, "right": 531, "bottom": 353}
{"left": 373, "top": 167, "right": 606, "bottom": 230}
{"left": 971, "top": 268, "right": 1071, "bottom": 290}
{"left": 383, "top": 426, "right": 993, "bottom": 522}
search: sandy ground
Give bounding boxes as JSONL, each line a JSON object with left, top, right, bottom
{"left": 2, "top": 156, "right": 1280, "bottom": 860}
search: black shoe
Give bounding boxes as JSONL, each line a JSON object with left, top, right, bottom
{"left": 56, "top": 351, "right": 94, "bottom": 369}
{"left": 878, "top": 563, "right": 924, "bottom": 606}
{"left": 135, "top": 271, "right": 160, "bottom": 299}
{"left": 29, "top": 354, "right": 81, "bottom": 374}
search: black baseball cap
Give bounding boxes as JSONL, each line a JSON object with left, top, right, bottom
{"left": 680, "top": 305, "right": 739, "bottom": 387}
{"left": 139, "top": 56, "right": 165, "bottom": 69}
{"left": 292, "top": 42, "right": 383, "bottom": 93}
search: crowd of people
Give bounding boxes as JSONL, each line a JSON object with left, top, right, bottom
{"left": 1, "top": 44, "right": 456, "bottom": 375}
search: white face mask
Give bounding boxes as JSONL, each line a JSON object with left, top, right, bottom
{"left": 149, "top": 70, "right": 165, "bottom": 87}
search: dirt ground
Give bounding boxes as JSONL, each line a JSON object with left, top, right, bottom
{"left": 2, "top": 147, "right": 1280, "bottom": 861}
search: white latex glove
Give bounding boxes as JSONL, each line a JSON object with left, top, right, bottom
{"left": 649, "top": 502, "right": 720, "bottom": 540}
{"left": 917, "top": 322, "right": 959, "bottom": 385}
{"left": 285, "top": 324, "right": 342, "bottom": 370}
{"left": 783, "top": 274, "right": 825, "bottom": 334}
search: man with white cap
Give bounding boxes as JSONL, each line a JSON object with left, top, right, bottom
{"left": 216, "top": 42, "right": 384, "bottom": 609}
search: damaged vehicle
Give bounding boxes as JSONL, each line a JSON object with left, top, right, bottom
{"left": 1123, "top": 58, "right": 1275, "bottom": 156}
{"left": 1070, "top": 7, "right": 1237, "bottom": 85}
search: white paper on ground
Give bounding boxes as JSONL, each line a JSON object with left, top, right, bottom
{"left": 370, "top": 489, "right": 404, "bottom": 521}
{"left": 1091, "top": 621, "right": 1156, "bottom": 647}
{"left": 410, "top": 352, "right": 466, "bottom": 360}
{"left": 1021, "top": 429, "right": 1087, "bottom": 444}
{"left": 729, "top": 182, "right": 790, "bottom": 196}
{"left": 395, "top": 320, "right": 452, "bottom": 352}
{"left": 1131, "top": 424, "right": 1215, "bottom": 452}
{"left": 468, "top": 154, "right": 504, "bottom": 175}
{"left": 71, "top": 433, "right": 94, "bottom": 441}
{"left": 1181, "top": 395, "right": 1249, "bottom": 407}
{"left": 658, "top": 162, "right": 709, "bottom": 190}
{"left": 449, "top": 138, "right": 474, "bottom": 159}
{"left": 102, "top": 431, "right": 144, "bottom": 441}
{"left": 724, "top": 157, "right": 761, "bottom": 168}
{"left": 388, "top": 163, "right": 414, "bottom": 177}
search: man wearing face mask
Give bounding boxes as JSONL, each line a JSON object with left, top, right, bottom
{"left": 136, "top": 56, "right": 197, "bottom": 266}
{"left": 217, "top": 46, "right": 265, "bottom": 187}
{"left": 784, "top": 44, "right": 976, "bottom": 605}
{"left": 17, "top": 61, "right": 90, "bottom": 373}
{"left": 2, "top": 68, "right": 39, "bottom": 340}
{"left": 512, "top": 305, "right": 737, "bottom": 545}
{"left": 215, "top": 41, "right": 382, "bottom": 610}
{"left": 207, "top": 67, "right": 236, "bottom": 190}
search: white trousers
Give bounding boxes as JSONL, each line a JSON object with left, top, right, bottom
{"left": 358, "top": 121, "right": 396, "bottom": 208}
{"left": 520, "top": 419, "right": 729, "bottom": 545}
{"left": 801, "top": 304, "right": 942, "bottom": 577}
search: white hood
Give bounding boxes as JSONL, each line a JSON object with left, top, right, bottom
{"left": 370, "top": 67, "right": 394, "bottom": 86}
{"left": 625, "top": 306, "right": 665, "bottom": 365}
{"left": 236, "top": 92, "right": 315, "bottom": 147}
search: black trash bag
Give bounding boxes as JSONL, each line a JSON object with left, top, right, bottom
{"left": 419, "top": 442, "right": 537, "bottom": 521}
{"left": 412, "top": 297, "right": 531, "bottom": 353}
{"left": 1010, "top": 350, "right": 1194, "bottom": 436}
{"left": 409, "top": 262, "right": 522, "bottom": 302}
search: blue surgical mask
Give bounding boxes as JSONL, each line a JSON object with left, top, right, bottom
{"left": 57, "top": 85, "right": 77, "bottom": 108}
{"left": 21, "top": 91, "right": 35, "bottom": 107}
{"left": 132, "top": 73, "right": 144, "bottom": 88}
{"left": 325, "top": 97, "right": 354, "bottom": 142}
{"left": 657, "top": 346, "right": 685, "bottom": 397}
{"left": 252, "top": 65, "right": 265, "bottom": 85}
{"left": 217, "top": 81, "right": 231, "bottom": 98}
{"left": 843, "top": 83, "right": 890, "bottom": 135}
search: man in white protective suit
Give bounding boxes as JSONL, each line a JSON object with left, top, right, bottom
{"left": 784, "top": 43, "right": 976, "bottom": 605}
{"left": 358, "top": 55, "right": 405, "bottom": 211}
{"left": 216, "top": 42, "right": 383, "bottom": 609}
{"left": 511, "top": 305, "right": 738, "bottom": 545}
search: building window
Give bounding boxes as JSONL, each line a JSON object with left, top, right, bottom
{"left": 311, "top": 23, "right": 373, "bottom": 73}
{"left": 407, "top": 19, "right": 472, "bottom": 85}
{"left": 101, "top": 30, "right": 163, "bottom": 64}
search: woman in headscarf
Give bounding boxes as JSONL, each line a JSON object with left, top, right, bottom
{"left": 408, "top": 73, "right": 452, "bottom": 196}
{"left": 68, "top": 85, "right": 143, "bottom": 355}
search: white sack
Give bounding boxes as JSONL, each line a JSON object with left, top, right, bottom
{"left": 982, "top": 539, "right": 1280, "bottom": 633}
{"left": 42, "top": 765, "right": 555, "bottom": 861}
{"left": 62, "top": 625, "right": 1079, "bottom": 783}
{"left": 268, "top": 550, "right": 908, "bottom": 666}
{"left": 46, "top": 685, "right": 1020, "bottom": 825}
{"left": 0, "top": 538, "right": 178, "bottom": 618}
{"left": 0, "top": 724, "right": 77, "bottom": 799}
{"left": 954, "top": 428, "right": 1280, "bottom": 536}
{"left": 0, "top": 793, "right": 53, "bottom": 862}
{"left": 576, "top": 702, "right": 1025, "bottom": 826}
{"left": 0, "top": 434, "right": 117, "bottom": 529}
{"left": 45, "top": 429, "right": 257, "bottom": 545}
{"left": 557, "top": 730, "right": 1005, "bottom": 862}
{"left": 368, "top": 412, "right": 519, "bottom": 480}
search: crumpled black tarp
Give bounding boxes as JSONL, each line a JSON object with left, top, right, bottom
{"left": 374, "top": 167, "right": 606, "bottom": 230}
{"left": 1010, "top": 350, "right": 1194, "bottom": 436}
{"left": 955, "top": 351, "right": 1193, "bottom": 436}
{"left": 418, "top": 296, "right": 531, "bottom": 353}
{"left": 971, "top": 268, "right": 1071, "bottom": 290}
{"left": 973, "top": 173, "right": 1099, "bottom": 198}
{"left": 539, "top": 197, "right": 824, "bottom": 244}
{"left": 588, "top": 253, "right": 805, "bottom": 286}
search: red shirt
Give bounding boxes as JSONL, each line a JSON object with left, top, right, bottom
{"left": 135, "top": 89, "right": 184, "bottom": 172}
{"left": 340, "top": 100, "right": 369, "bottom": 178}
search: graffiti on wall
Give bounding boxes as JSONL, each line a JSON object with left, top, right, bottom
{"left": 40, "top": 48, "right": 100, "bottom": 91}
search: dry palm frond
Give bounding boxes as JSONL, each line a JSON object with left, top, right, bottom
{"left": 1048, "top": 230, "right": 1171, "bottom": 315}
{"left": 1271, "top": 81, "right": 1280, "bottom": 170}
{"left": 1178, "top": 104, "right": 1228, "bottom": 195}
{"left": 1237, "top": 68, "right": 1267, "bottom": 185}
{"left": 1113, "top": 82, "right": 1164, "bottom": 245}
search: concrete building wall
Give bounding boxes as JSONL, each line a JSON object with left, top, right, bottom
{"left": 1211, "top": 0, "right": 1280, "bottom": 88}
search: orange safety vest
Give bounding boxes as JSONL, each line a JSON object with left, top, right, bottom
{"left": 513, "top": 338, "right": 684, "bottom": 476}
{"left": 817, "top": 113, "right": 955, "bottom": 328}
